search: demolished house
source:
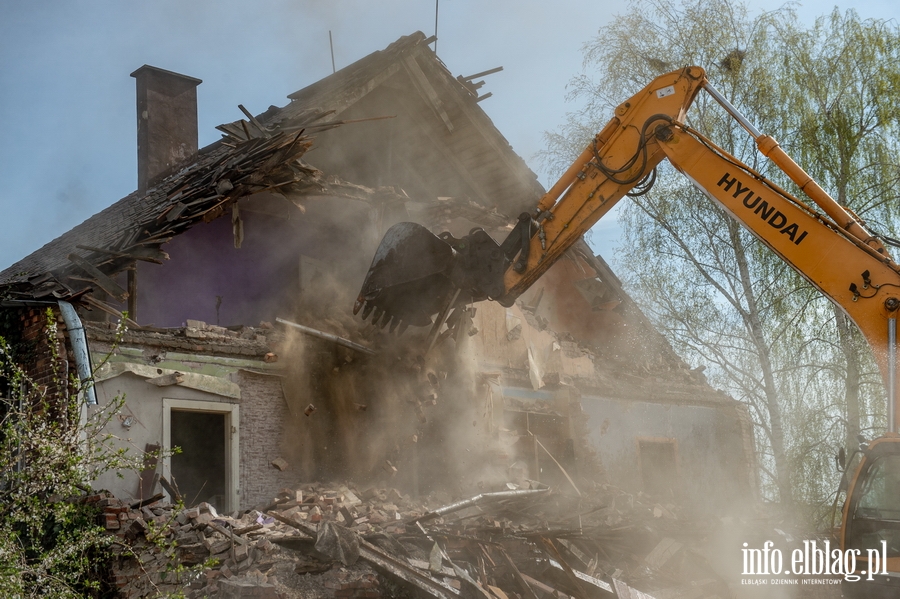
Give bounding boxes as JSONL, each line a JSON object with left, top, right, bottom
{"left": 0, "top": 33, "right": 759, "bottom": 597}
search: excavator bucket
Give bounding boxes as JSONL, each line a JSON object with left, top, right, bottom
{"left": 354, "top": 221, "right": 512, "bottom": 332}
{"left": 354, "top": 222, "right": 458, "bottom": 330}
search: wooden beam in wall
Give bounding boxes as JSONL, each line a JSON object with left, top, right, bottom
{"left": 127, "top": 268, "right": 137, "bottom": 322}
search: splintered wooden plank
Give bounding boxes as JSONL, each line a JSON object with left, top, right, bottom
{"left": 216, "top": 122, "right": 249, "bottom": 141}
{"left": 67, "top": 253, "right": 128, "bottom": 301}
{"left": 127, "top": 269, "right": 137, "bottom": 322}
{"left": 136, "top": 443, "right": 161, "bottom": 501}
{"left": 76, "top": 244, "right": 168, "bottom": 264}
{"left": 238, "top": 104, "right": 272, "bottom": 138}
{"left": 82, "top": 295, "right": 140, "bottom": 329}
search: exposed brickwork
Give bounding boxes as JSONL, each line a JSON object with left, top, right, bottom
{"left": 87, "top": 491, "right": 283, "bottom": 598}
{"left": 17, "top": 306, "right": 76, "bottom": 397}
{"left": 88, "top": 492, "right": 192, "bottom": 598}
{"left": 85, "top": 320, "right": 277, "bottom": 359}
{"left": 236, "top": 370, "right": 296, "bottom": 509}
{"left": 83, "top": 321, "right": 296, "bottom": 511}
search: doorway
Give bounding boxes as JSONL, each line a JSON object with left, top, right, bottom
{"left": 162, "top": 399, "right": 239, "bottom": 513}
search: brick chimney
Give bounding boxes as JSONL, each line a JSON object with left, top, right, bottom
{"left": 130, "top": 65, "right": 202, "bottom": 194}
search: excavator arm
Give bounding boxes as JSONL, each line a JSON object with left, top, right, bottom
{"left": 495, "top": 67, "right": 708, "bottom": 303}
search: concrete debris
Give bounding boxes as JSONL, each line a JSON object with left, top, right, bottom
{"left": 145, "top": 371, "right": 184, "bottom": 386}
{"left": 87, "top": 476, "right": 739, "bottom": 599}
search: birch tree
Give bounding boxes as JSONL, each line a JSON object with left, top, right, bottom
{"left": 542, "top": 0, "right": 900, "bottom": 508}
{"left": 770, "top": 9, "right": 900, "bottom": 456}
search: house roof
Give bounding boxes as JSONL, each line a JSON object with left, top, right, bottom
{"left": 0, "top": 31, "right": 543, "bottom": 309}
{"left": 259, "top": 31, "right": 545, "bottom": 216}
{"left": 0, "top": 31, "right": 723, "bottom": 403}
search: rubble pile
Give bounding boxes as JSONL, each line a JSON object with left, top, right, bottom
{"left": 92, "top": 491, "right": 284, "bottom": 598}
{"left": 92, "top": 479, "right": 736, "bottom": 599}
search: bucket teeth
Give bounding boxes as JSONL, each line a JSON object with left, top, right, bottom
{"left": 361, "top": 302, "right": 375, "bottom": 320}
{"left": 371, "top": 307, "right": 384, "bottom": 325}
{"left": 353, "top": 298, "right": 364, "bottom": 315}
{"left": 389, "top": 318, "right": 400, "bottom": 334}
{"left": 379, "top": 313, "right": 392, "bottom": 329}
{"left": 397, "top": 322, "right": 409, "bottom": 336}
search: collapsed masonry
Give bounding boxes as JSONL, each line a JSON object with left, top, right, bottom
{"left": 0, "top": 32, "right": 759, "bottom": 598}
{"left": 94, "top": 476, "right": 745, "bottom": 599}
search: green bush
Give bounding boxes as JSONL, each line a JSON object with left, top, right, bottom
{"left": 0, "top": 311, "right": 157, "bottom": 597}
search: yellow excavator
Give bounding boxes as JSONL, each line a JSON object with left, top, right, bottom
{"left": 353, "top": 66, "right": 900, "bottom": 594}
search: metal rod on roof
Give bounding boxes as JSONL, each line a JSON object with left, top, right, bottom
{"left": 434, "top": 0, "right": 439, "bottom": 55}
{"left": 329, "top": 31, "right": 336, "bottom": 74}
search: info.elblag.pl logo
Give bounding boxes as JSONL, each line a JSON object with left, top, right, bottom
{"left": 742, "top": 540, "right": 888, "bottom": 584}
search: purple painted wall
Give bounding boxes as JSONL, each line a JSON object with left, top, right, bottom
{"left": 136, "top": 200, "right": 374, "bottom": 328}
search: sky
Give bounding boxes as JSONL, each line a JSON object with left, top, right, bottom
{"left": 1, "top": 0, "right": 898, "bottom": 273}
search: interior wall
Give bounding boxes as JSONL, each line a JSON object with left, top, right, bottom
{"left": 135, "top": 199, "right": 377, "bottom": 328}
{"left": 170, "top": 409, "right": 226, "bottom": 506}
{"left": 579, "top": 394, "right": 753, "bottom": 515}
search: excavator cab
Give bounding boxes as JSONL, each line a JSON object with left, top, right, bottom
{"left": 841, "top": 435, "right": 900, "bottom": 596}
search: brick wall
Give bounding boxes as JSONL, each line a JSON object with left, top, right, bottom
{"left": 236, "top": 370, "right": 296, "bottom": 508}
{"left": 17, "top": 306, "right": 75, "bottom": 397}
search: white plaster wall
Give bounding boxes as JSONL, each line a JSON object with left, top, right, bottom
{"left": 89, "top": 372, "right": 237, "bottom": 503}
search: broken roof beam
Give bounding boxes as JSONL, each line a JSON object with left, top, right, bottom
{"left": 460, "top": 66, "right": 504, "bottom": 82}
{"left": 238, "top": 104, "right": 272, "bottom": 138}
{"left": 543, "top": 554, "right": 616, "bottom": 596}
{"left": 81, "top": 294, "right": 139, "bottom": 329}
{"left": 267, "top": 511, "right": 459, "bottom": 599}
{"left": 497, "top": 549, "right": 542, "bottom": 599}
{"left": 75, "top": 244, "right": 168, "bottom": 265}
{"left": 67, "top": 253, "right": 128, "bottom": 302}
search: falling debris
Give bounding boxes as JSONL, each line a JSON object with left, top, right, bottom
{"left": 304, "top": 404, "right": 317, "bottom": 417}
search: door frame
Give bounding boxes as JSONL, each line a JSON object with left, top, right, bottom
{"left": 162, "top": 398, "right": 240, "bottom": 512}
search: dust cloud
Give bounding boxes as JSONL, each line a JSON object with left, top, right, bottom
{"left": 273, "top": 250, "right": 509, "bottom": 497}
